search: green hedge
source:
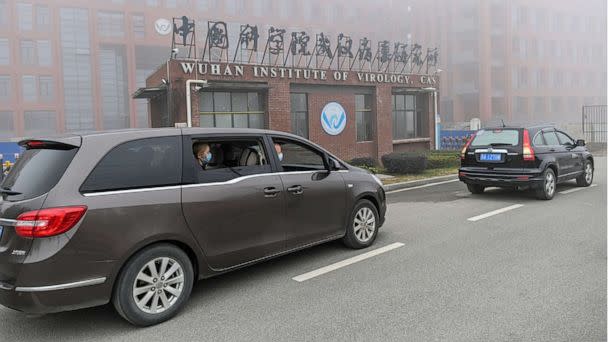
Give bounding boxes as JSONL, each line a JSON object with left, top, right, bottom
{"left": 348, "top": 157, "right": 378, "bottom": 168}
{"left": 381, "top": 152, "right": 427, "bottom": 174}
{"left": 426, "top": 150, "right": 460, "bottom": 169}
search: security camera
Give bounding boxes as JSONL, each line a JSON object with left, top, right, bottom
{"left": 172, "top": 48, "right": 179, "bottom": 55}
{"left": 193, "top": 85, "right": 203, "bottom": 92}
{"left": 161, "top": 78, "right": 168, "bottom": 85}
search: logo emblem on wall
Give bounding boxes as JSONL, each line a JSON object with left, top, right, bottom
{"left": 321, "top": 102, "right": 347, "bottom": 135}
{"left": 155, "top": 18, "right": 172, "bottom": 35}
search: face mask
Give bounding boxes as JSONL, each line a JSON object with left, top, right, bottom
{"left": 277, "top": 152, "right": 283, "bottom": 161}
{"left": 205, "top": 152, "right": 212, "bottom": 162}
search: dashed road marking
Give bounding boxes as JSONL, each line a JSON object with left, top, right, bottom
{"left": 292, "top": 242, "right": 405, "bottom": 282}
{"left": 467, "top": 204, "right": 524, "bottom": 222}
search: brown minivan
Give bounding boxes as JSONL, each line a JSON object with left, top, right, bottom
{"left": 0, "top": 128, "right": 386, "bottom": 326}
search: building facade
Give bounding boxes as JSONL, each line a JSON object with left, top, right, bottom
{"left": 0, "top": 0, "right": 418, "bottom": 140}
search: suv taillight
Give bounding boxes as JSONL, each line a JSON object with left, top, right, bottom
{"left": 460, "top": 133, "right": 476, "bottom": 160}
{"left": 522, "top": 129, "right": 535, "bottom": 161}
{"left": 15, "top": 206, "right": 87, "bottom": 238}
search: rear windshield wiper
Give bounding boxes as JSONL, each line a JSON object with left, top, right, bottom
{"left": 0, "top": 187, "right": 22, "bottom": 196}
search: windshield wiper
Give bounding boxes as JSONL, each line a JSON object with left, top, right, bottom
{"left": 0, "top": 187, "right": 22, "bottom": 196}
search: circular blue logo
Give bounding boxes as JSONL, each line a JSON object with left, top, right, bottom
{"left": 321, "top": 102, "right": 347, "bottom": 136}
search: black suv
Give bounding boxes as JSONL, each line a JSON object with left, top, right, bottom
{"left": 459, "top": 125, "right": 594, "bottom": 200}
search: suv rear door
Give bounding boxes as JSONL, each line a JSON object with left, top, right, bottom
{"left": 536, "top": 129, "right": 569, "bottom": 177}
{"left": 463, "top": 128, "right": 524, "bottom": 170}
{"left": 0, "top": 138, "right": 79, "bottom": 287}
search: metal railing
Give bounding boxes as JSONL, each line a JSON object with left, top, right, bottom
{"left": 582, "top": 105, "right": 607, "bottom": 143}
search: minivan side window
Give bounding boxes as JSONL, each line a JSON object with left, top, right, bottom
{"left": 186, "top": 138, "right": 271, "bottom": 184}
{"left": 555, "top": 131, "right": 574, "bottom": 146}
{"left": 542, "top": 131, "right": 560, "bottom": 146}
{"left": 80, "top": 136, "right": 181, "bottom": 193}
{"left": 272, "top": 137, "right": 326, "bottom": 172}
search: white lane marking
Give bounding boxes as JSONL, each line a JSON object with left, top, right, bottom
{"left": 292, "top": 242, "right": 405, "bottom": 282}
{"left": 467, "top": 204, "right": 524, "bottom": 222}
{"left": 386, "top": 179, "right": 459, "bottom": 194}
{"left": 559, "top": 184, "right": 598, "bottom": 194}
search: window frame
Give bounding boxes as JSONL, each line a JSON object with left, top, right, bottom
{"left": 269, "top": 135, "right": 329, "bottom": 173}
{"left": 541, "top": 129, "right": 561, "bottom": 146}
{"left": 199, "top": 91, "right": 266, "bottom": 129}
{"left": 555, "top": 130, "right": 575, "bottom": 146}
{"left": 355, "top": 94, "right": 373, "bottom": 142}
{"left": 181, "top": 134, "right": 275, "bottom": 185}
{"left": 79, "top": 136, "right": 183, "bottom": 194}
{"left": 290, "top": 93, "right": 309, "bottom": 139}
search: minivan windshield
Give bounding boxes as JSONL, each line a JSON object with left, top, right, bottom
{"left": 470, "top": 129, "right": 519, "bottom": 147}
{"left": 1, "top": 146, "right": 78, "bottom": 201}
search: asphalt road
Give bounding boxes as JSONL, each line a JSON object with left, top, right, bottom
{"left": 1, "top": 158, "right": 606, "bottom": 341}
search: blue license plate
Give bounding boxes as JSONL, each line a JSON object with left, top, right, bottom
{"left": 480, "top": 153, "right": 501, "bottom": 161}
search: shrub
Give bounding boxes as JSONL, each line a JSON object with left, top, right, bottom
{"left": 426, "top": 150, "right": 460, "bottom": 169}
{"left": 381, "top": 152, "right": 427, "bottom": 174}
{"left": 348, "top": 157, "right": 378, "bottom": 168}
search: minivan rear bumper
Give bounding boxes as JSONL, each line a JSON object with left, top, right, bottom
{"left": 458, "top": 167, "right": 544, "bottom": 189}
{"left": 0, "top": 277, "right": 112, "bottom": 314}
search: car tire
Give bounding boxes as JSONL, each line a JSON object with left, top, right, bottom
{"left": 535, "top": 168, "right": 556, "bottom": 200}
{"left": 343, "top": 199, "right": 379, "bottom": 249}
{"left": 576, "top": 160, "right": 593, "bottom": 187}
{"left": 466, "top": 184, "right": 485, "bottom": 194}
{"left": 112, "top": 244, "right": 194, "bottom": 326}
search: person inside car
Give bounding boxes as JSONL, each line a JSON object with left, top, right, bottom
{"left": 193, "top": 142, "right": 211, "bottom": 170}
{"left": 274, "top": 143, "right": 283, "bottom": 162}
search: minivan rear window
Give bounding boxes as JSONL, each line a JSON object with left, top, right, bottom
{"left": 470, "top": 129, "right": 519, "bottom": 147}
{"left": 1, "top": 146, "right": 78, "bottom": 201}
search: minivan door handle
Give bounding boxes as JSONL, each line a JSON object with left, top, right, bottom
{"left": 287, "top": 185, "right": 303, "bottom": 195}
{"left": 263, "top": 187, "right": 281, "bottom": 198}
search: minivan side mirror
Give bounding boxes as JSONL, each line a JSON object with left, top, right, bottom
{"left": 576, "top": 139, "right": 586, "bottom": 147}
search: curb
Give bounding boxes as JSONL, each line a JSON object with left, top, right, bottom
{"left": 383, "top": 174, "right": 459, "bottom": 192}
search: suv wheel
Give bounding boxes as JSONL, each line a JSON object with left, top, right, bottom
{"left": 343, "top": 199, "right": 379, "bottom": 249}
{"left": 576, "top": 160, "right": 593, "bottom": 187}
{"left": 466, "top": 184, "right": 485, "bottom": 194}
{"left": 535, "top": 168, "right": 556, "bottom": 200}
{"left": 112, "top": 244, "right": 194, "bottom": 326}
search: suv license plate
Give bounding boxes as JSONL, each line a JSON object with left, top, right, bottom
{"left": 480, "top": 153, "right": 501, "bottom": 161}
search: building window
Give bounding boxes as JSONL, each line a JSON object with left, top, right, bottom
{"left": 39, "top": 75, "right": 54, "bottom": 102}
{"left": 226, "top": 0, "right": 245, "bottom": 15}
{"left": 199, "top": 92, "right": 265, "bottom": 129}
{"left": 36, "top": 4, "right": 51, "bottom": 31}
{"left": 290, "top": 93, "right": 308, "bottom": 138}
{"left": 20, "top": 40, "right": 35, "bottom": 65}
{"left": 132, "top": 14, "right": 145, "bottom": 38}
{"left": 356, "top": 94, "right": 373, "bottom": 142}
{"left": 0, "top": 75, "right": 10, "bottom": 102}
{"left": 98, "top": 11, "right": 125, "bottom": 37}
{"left": 392, "top": 94, "right": 428, "bottom": 140}
{"left": 0, "top": 111, "right": 13, "bottom": 139}
{"left": 37, "top": 40, "right": 52, "bottom": 66}
{"left": 17, "top": 2, "right": 33, "bottom": 31}
{"left": 60, "top": 7, "right": 94, "bottom": 132}
{"left": 0, "top": 39, "right": 8, "bottom": 65}
{"left": 24, "top": 110, "right": 57, "bottom": 136}
{"left": 100, "top": 46, "right": 129, "bottom": 129}
{"left": 146, "top": 0, "right": 160, "bottom": 7}
{"left": 197, "top": 0, "right": 218, "bottom": 11}
{"left": 0, "top": 0, "right": 9, "bottom": 29}
{"left": 22, "top": 75, "right": 37, "bottom": 102}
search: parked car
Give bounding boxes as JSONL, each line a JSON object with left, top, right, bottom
{"left": 0, "top": 128, "right": 386, "bottom": 326}
{"left": 459, "top": 125, "right": 594, "bottom": 200}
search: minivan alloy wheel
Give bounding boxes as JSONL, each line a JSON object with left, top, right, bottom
{"left": 354, "top": 207, "right": 376, "bottom": 243}
{"left": 132, "top": 257, "right": 184, "bottom": 314}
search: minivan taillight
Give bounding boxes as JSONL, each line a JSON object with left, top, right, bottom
{"left": 15, "top": 206, "right": 87, "bottom": 238}
{"left": 522, "top": 129, "right": 535, "bottom": 161}
{"left": 460, "top": 133, "right": 476, "bottom": 160}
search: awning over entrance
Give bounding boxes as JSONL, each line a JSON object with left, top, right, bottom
{"left": 132, "top": 85, "right": 167, "bottom": 99}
